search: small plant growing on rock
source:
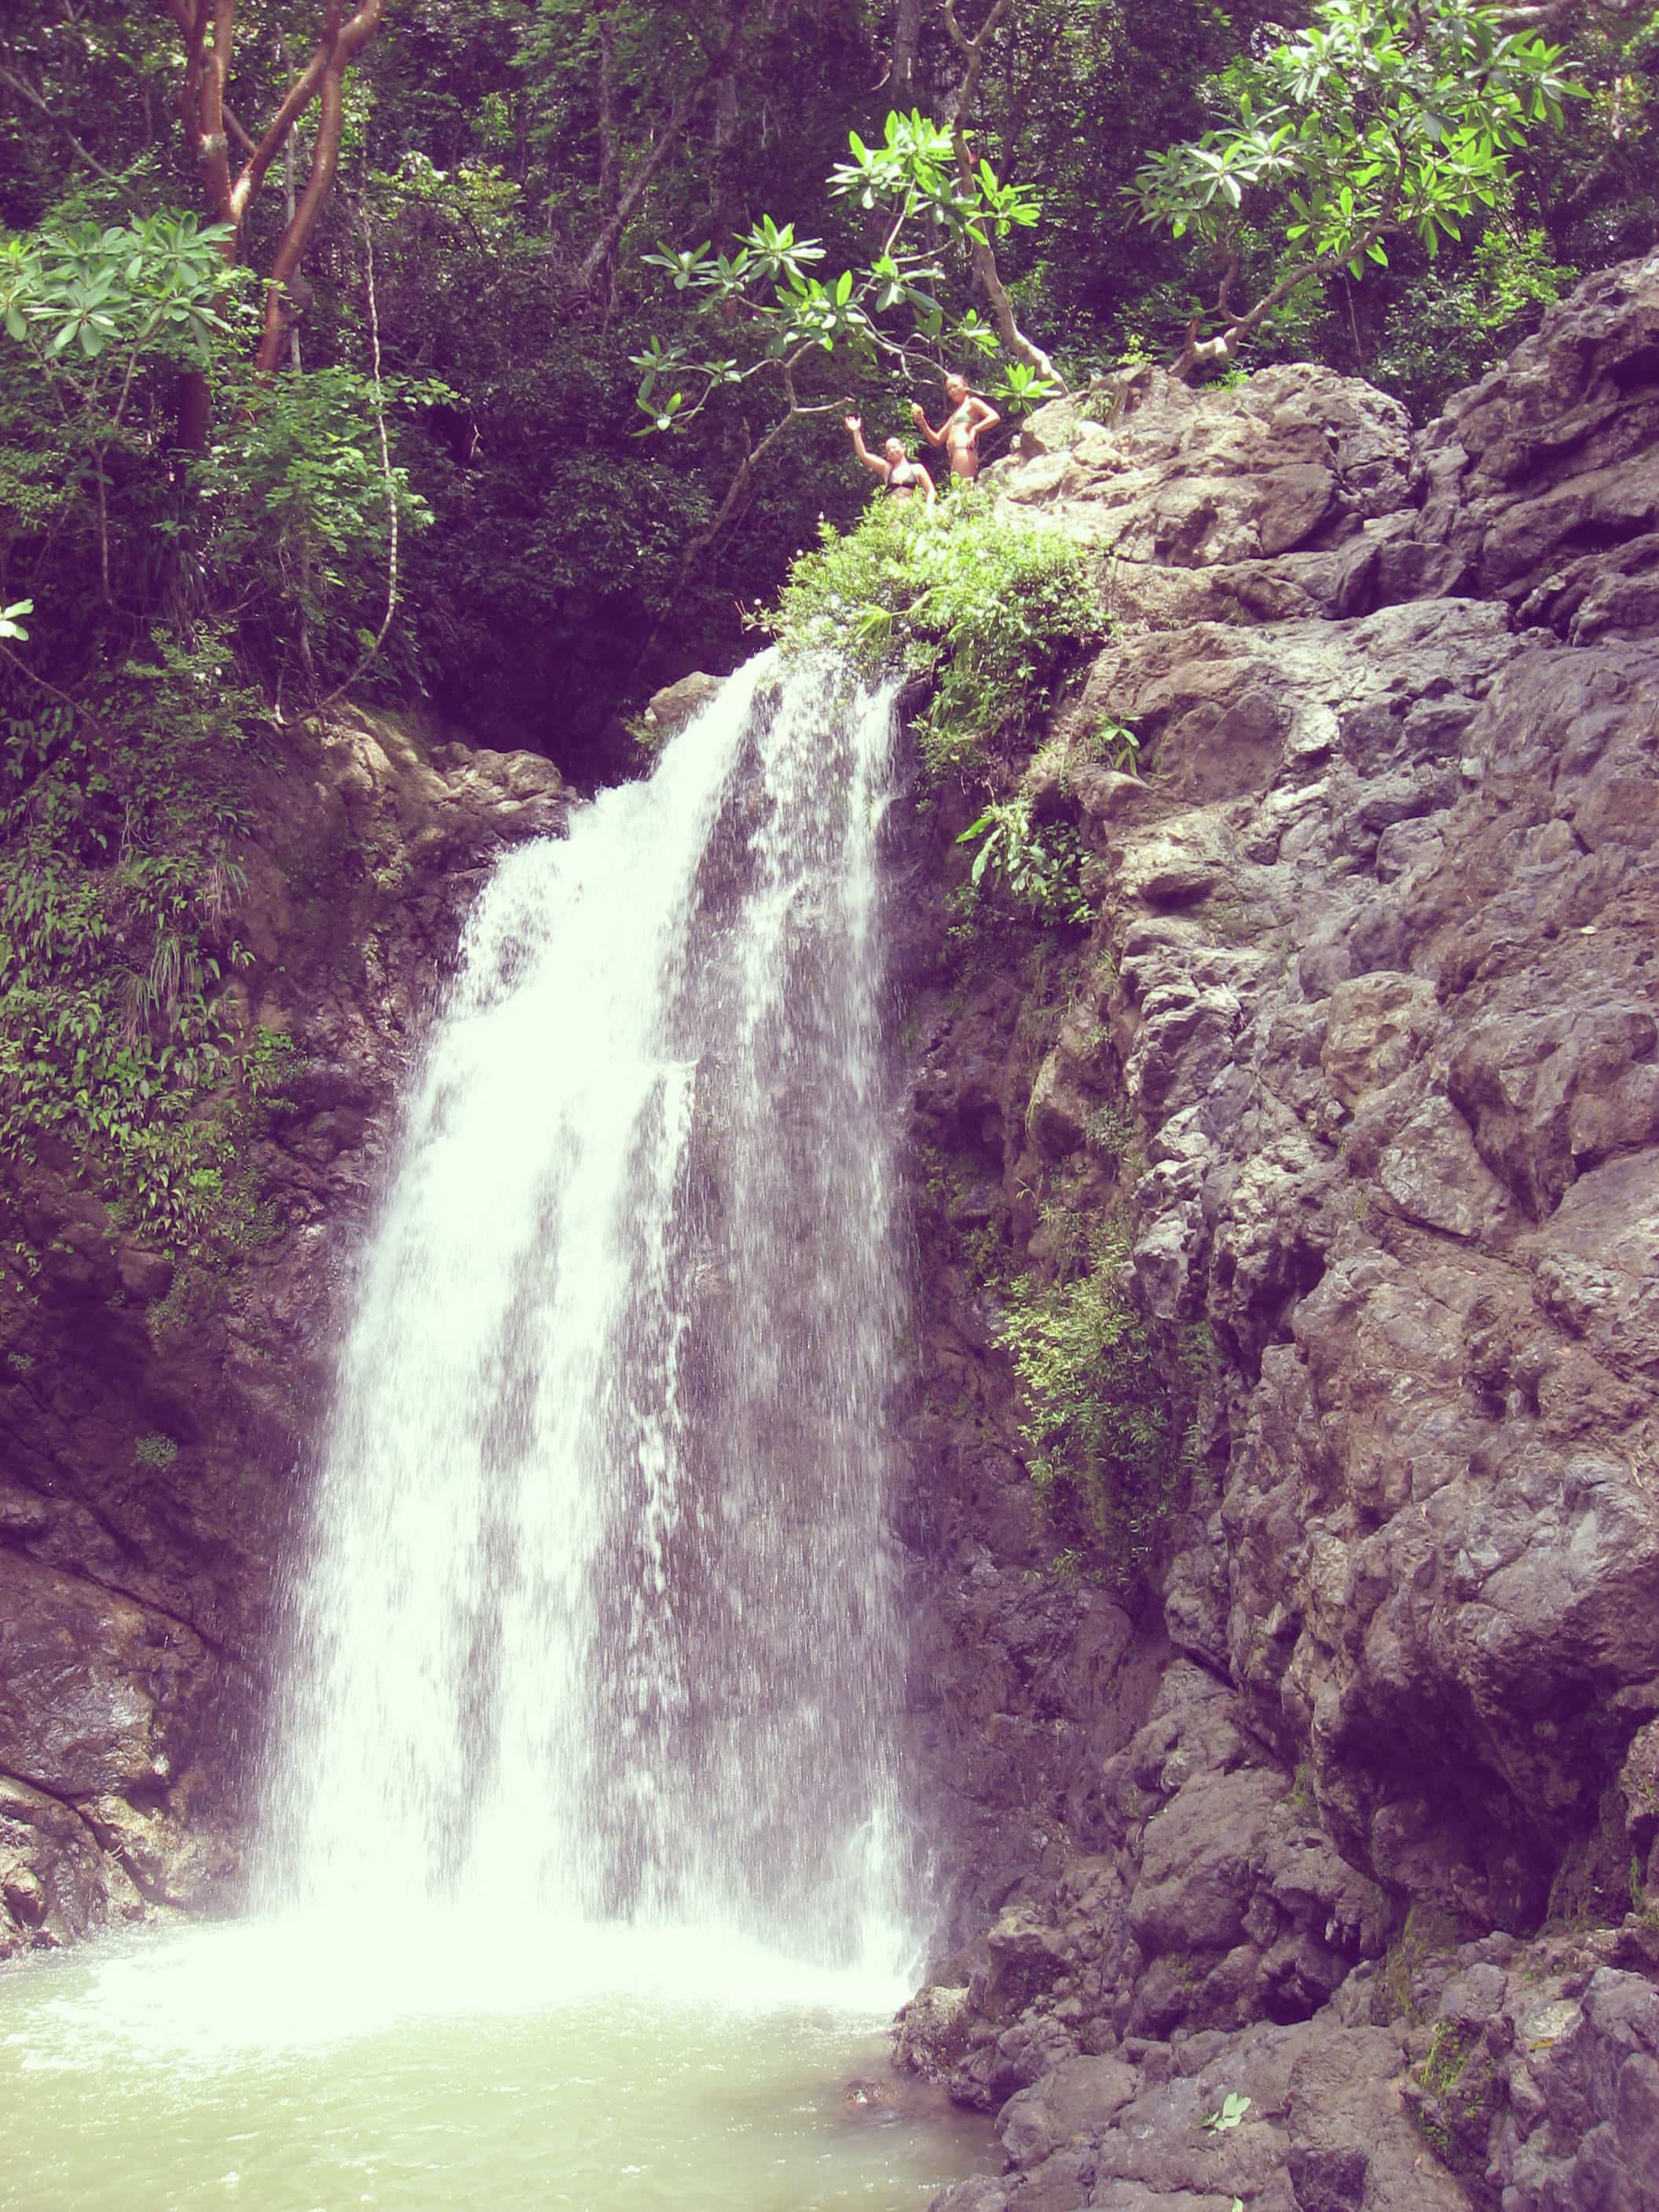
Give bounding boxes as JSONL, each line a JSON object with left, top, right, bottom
{"left": 1201, "top": 2091, "right": 1252, "bottom": 2133}
{"left": 1084, "top": 1102, "right": 1137, "bottom": 1159}
{"left": 957, "top": 797, "right": 1093, "bottom": 925}
{"left": 1082, "top": 715, "right": 1141, "bottom": 776}
{"left": 998, "top": 1223, "right": 1181, "bottom": 1582}
{"left": 133, "top": 1432, "right": 178, "bottom": 1467}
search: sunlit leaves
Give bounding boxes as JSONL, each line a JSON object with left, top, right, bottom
{"left": 0, "top": 211, "right": 245, "bottom": 371}
{"left": 634, "top": 110, "right": 1051, "bottom": 434}
{"left": 1135, "top": 0, "right": 1584, "bottom": 281}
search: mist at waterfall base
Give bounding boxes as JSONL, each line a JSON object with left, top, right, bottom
{"left": 0, "top": 657, "right": 990, "bottom": 2211}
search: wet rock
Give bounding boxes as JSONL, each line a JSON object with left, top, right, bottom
{"left": 637, "top": 670, "right": 721, "bottom": 741}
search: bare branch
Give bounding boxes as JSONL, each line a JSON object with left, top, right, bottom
{"left": 0, "top": 62, "right": 126, "bottom": 188}
{"left": 222, "top": 102, "right": 258, "bottom": 158}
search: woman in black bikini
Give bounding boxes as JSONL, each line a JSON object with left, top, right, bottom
{"left": 844, "top": 416, "right": 937, "bottom": 504}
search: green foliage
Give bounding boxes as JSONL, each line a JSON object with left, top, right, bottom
{"left": 1084, "top": 1102, "right": 1138, "bottom": 1160}
{"left": 133, "top": 1432, "right": 178, "bottom": 1468}
{"left": 1078, "top": 714, "right": 1142, "bottom": 775}
{"left": 998, "top": 1225, "right": 1181, "bottom": 1581}
{"left": 1415, "top": 2022, "right": 1474, "bottom": 2100}
{"left": 1140, "top": 0, "right": 1580, "bottom": 266}
{"left": 957, "top": 797, "right": 1091, "bottom": 925}
{"left": 1137, "top": 0, "right": 1583, "bottom": 348}
{"left": 200, "top": 364, "right": 443, "bottom": 694}
{"left": 1371, "top": 222, "right": 1577, "bottom": 418}
{"left": 1200, "top": 2092, "right": 1252, "bottom": 2133}
{"left": 0, "top": 635, "right": 280, "bottom": 1249}
{"left": 0, "top": 201, "right": 441, "bottom": 718}
{"left": 636, "top": 110, "right": 1052, "bottom": 433}
{"left": 0, "top": 210, "right": 243, "bottom": 368}
{"left": 771, "top": 485, "right": 1102, "bottom": 781}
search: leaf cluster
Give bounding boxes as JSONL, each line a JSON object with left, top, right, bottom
{"left": 768, "top": 482, "right": 1102, "bottom": 782}
{"left": 0, "top": 210, "right": 244, "bottom": 365}
{"left": 1136, "top": 0, "right": 1584, "bottom": 282}
{"left": 633, "top": 110, "right": 1050, "bottom": 434}
{"left": 957, "top": 794, "right": 1091, "bottom": 926}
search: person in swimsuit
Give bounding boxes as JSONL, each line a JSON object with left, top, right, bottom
{"left": 845, "top": 416, "right": 937, "bottom": 504}
{"left": 910, "top": 373, "right": 1000, "bottom": 480}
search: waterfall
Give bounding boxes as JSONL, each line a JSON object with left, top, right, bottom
{"left": 262, "top": 653, "right": 912, "bottom": 1976}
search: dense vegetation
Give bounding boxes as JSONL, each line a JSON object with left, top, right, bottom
{"left": 0, "top": 0, "right": 1654, "bottom": 1279}
{"left": 2, "top": 1, "right": 1652, "bottom": 755}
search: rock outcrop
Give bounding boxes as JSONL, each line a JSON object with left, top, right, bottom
{"left": 901, "top": 253, "right": 1659, "bottom": 2210}
{"left": 0, "top": 710, "right": 565, "bottom": 1954}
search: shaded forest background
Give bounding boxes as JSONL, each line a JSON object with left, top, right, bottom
{"left": 2, "top": 0, "right": 1654, "bottom": 772}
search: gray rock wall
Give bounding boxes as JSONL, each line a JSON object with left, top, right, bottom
{"left": 901, "top": 255, "right": 1659, "bottom": 2210}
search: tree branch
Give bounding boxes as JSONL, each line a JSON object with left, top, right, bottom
{"left": 0, "top": 63, "right": 127, "bottom": 188}
{"left": 196, "top": 0, "right": 237, "bottom": 226}
{"left": 938, "top": 0, "right": 1062, "bottom": 389}
{"left": 232, "top": 0, "right": 386, "bottom": 222}
{"left": 254, "top": 25, "right": 345, "bottom": 373}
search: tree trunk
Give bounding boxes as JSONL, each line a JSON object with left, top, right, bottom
{"left": 890, "top": 0, "right": 924, "bottom": 99}
{"left": 156, "top": 0, "right": 391, "bottom": 416}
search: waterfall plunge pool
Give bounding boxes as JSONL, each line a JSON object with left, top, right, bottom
{"left": 0, "top": 1916, "right": 991, "bottom": 2210}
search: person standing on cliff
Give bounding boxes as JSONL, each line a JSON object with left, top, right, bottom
{"left": 844, "top": 416, "right": 937, "bottom": 504}
{"left": 910, "top": 373, "right": 1000, "bottom": 481}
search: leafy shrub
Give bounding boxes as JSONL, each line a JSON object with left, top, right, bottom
{"left": 770, "top": 483, "right": 1103, "bottom": 779}
{"left": 201, "top": 364, "right": 444, "bottom": 698}
{"left": 957, "top": 795, "right": 1092, "bottom": 925}
{"left": 133, "top": 1433, "right": 178, "bottom": 1467}
{"left": 1371, "top": 221, "right": 1577, "bottom": 418}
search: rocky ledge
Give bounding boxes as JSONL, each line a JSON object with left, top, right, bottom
{"left": 899, "top": 254, "right": 1659, "bottom": 2210}
{"left": 0, "top": 712, "right": 566, "bottom": 1954}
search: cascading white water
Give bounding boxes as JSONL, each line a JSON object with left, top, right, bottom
{"left": 262, "top": 650, "right": 913, "bottom": 1974}
{"left": 0, "top": 653, "right": 994, "bottom": 2212}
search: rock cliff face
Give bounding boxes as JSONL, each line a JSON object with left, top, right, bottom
{"left": 899, "top": 255, "right": 1659, "bottom": 2210}
{"left": 0, "top": 713, "right": 565, "bottom": 1954}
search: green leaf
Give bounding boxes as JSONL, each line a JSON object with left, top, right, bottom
{"left": 1201, "top": 2092, "right": 1252, "bottom": 2133}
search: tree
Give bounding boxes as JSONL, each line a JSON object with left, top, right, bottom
{"left": 1135, "top": 0, "right": 1584, "bottom": 375}
{"left": 152, "top": 0, "right": 392, "bottom": 433}
{"left": 939, "top": 0, "right": 1060, "bottom": 388}
{"left": 629, "top": 105, "right": 1049, "bottom": 576}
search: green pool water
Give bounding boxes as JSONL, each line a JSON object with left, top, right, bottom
{"left": 0, "top": 1917, "right": 990, "bottom": 2212}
